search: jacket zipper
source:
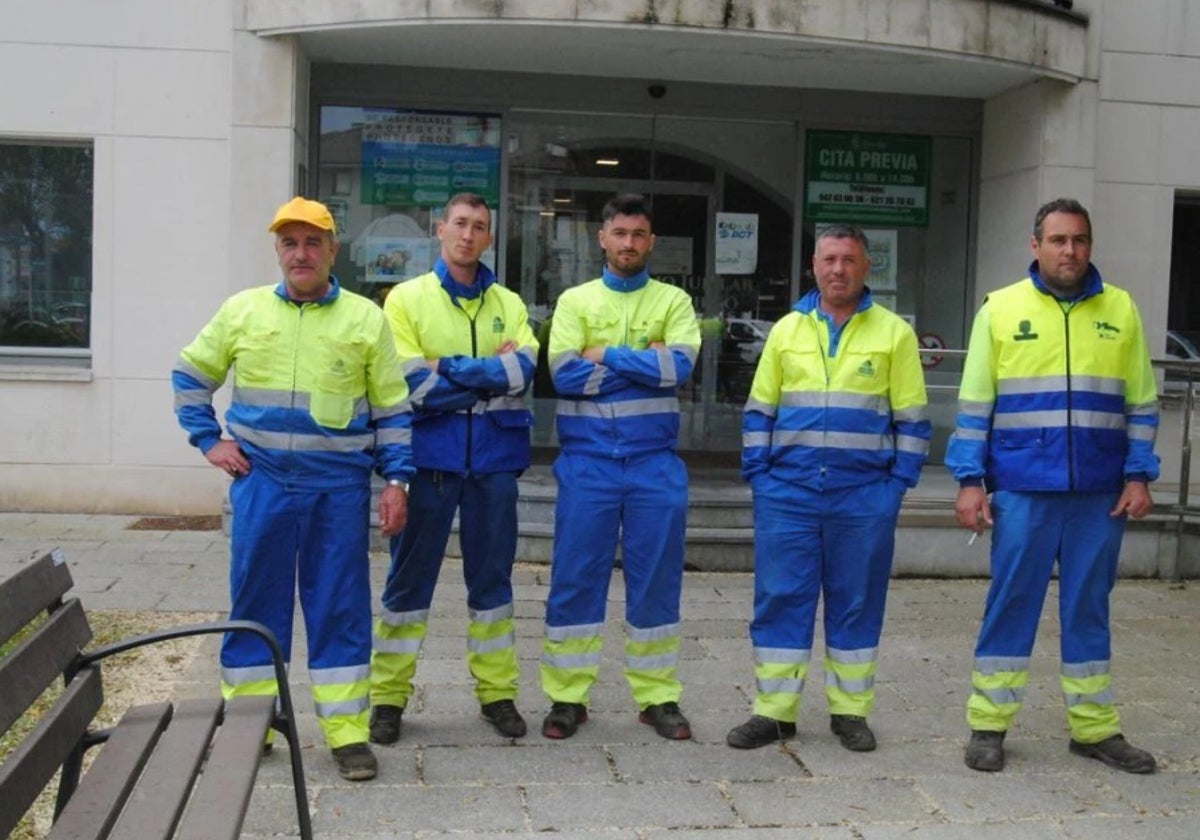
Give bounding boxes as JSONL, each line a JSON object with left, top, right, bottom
{"left": 1061, "top": 301, "right": 1075, "bottom": 491}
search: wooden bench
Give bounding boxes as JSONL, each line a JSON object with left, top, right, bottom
{"left": 0, "top": 549, "right": 313, "bottom": 840}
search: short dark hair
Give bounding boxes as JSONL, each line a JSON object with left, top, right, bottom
{"left": 1034, "top": 198, "right": 1091, "bottom": 241}
{"left": 602, "top": 193, "right": 653, "bottom": 228}
{"left": 815, "top": 223, "right": 870, "bottom": 252}
{"left": 444, "top": 192, "right": 492, "bottom": 230}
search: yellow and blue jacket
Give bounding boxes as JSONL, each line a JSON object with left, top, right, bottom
{"left": 946, "top": 265, "right": 1159, "bottom": 492}
{"left": 549, "top": 268, "right": 701, "bottom": 458}
{"left": 742, "top": 288, "right": 930, "bottom": 489}
{"left": 173, "top": 279, "right": 414, "bottom": 489}
{"left": 384, "top": 260, "right": 536, "bottom": 474}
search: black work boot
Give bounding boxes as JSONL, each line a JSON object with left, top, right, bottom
{"left": 726, "top": 715, "right": 797, "bottom": 749}
{"left": 1069, "top": 734, "right": 1156, "bottom": 774}
{"left": 369, "top": 704, "right": 404, "bottom": 745}
{"left": 481, "top": 699, "right": 528, "bottom": 738}
{"left": 830, "top": 714, "right": 876, "bottom": 752}
{"left": 964, "top": 729, "right": 1006, "bottom": 772}
{"left": 638, "top": 701, "right": 692, "bottom": 740}
{"left": 541, "top": 702, "right": 588, "bottom": 739}
{"left": 331, "top": 742, "right": 378, "bottom": 781}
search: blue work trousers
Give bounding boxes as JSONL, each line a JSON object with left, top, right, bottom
{"left": 379, "top": 469, "right": 520, "bottom": 614}
{"left": 749, "top": 475, "right": 904, "bottom": 719}
{"left": 223, "top": 469, "right": 372, "bottom": 747}
{"left": 546, "top": 450, "right": 688, "bottom": 630}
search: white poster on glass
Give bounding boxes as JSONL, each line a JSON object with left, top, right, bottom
{"left": 716, "top": 212, "right": 759, "bottom": 275}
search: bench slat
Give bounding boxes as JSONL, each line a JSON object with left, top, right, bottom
{"left": 107, "top": 698, "right": 222, "bottom": 838}
{"left": 47, "top": 701, "right": 172, "bottom": 840}
{"left": 0, "top": 667, "right": 103, "bottom": 840}
{"left": 176, "top": 695, "right": 276, "bottom": 840}
{"left": 0, "top": 549, "right": 73, "bottom": 644}
{"left": 0, "top": 599, "right": 93, "bottom": 736}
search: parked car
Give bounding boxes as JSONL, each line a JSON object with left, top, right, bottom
{"left": 1164, "top": 329, "right": 1200, "bottom": 391}
{"left": 724, "top": 317, "right": 771, "bottom": 363}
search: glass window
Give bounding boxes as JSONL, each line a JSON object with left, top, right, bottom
{"left": 0, "top": 142, "right": 93, "bottom": 350}
{"left": 316, "top": 105, "right": 502, "bottom": 304}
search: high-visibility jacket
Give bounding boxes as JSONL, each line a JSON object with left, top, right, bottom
{"left": 549, "top": 268, "right": 701, "bottom": 458}
{"left": 742, "top": 288, "right": 930, "bottom": 490}
{"left": 384, "top": 260, "right": 536, "bottom": 474}
{"left": 945, "top": 264, "right": 1160, "bottom": 492}
{"left": 172, "top": 279, "right": 413, "bottom": 488}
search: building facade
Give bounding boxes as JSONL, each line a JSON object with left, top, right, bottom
{"left": 1, "top": 0, "right": 1197, "bottom": 514}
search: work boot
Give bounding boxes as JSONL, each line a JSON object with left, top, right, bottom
{"left": 541, "top": 702, "right": 588, "bottom": 739}
{"left": 368, "top": 704, "right": 403, "bottom": 745}
{"left": 830, "top": 714, "right": 876, "bottom": 752}
{"left": 331, "top": 742, "right": 378, "bottom": 781}
{"left": 1069, "top": 734, "right": 1156, "bottom": 774}
{"left": 639, "top": 701, "right": 693, "bottom": 740}
{"left": 726, "top": 715, "right": 797, "bottom": 749}
{"left": 481, "top": 699, "right": 528, "bottom": 738}
{"left": 964, "top": 729, "right": 1006, "bottom": 772}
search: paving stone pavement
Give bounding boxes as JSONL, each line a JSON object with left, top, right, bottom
{"left": 3, "top": 512, "right": 1200, "bottom": 839}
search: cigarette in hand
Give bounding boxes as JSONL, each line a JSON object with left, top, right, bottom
{"left": 967, "top": 531, "right": 979, "bottom": 546}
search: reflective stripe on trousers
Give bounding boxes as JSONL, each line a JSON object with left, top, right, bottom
{"left": 371, "top": 469, "right": 522, "bottom": 705}
{"left": 541, "top": 450, "right": 687, "bottom": 707}
{"left": 968, "top": 490, "right": 1124, "bottom": 742}
{"left": 748, "top": 474, "right": 901, "bottom": 719}
{"left": 222, "top": 471, "right": 372, "bottom": 748}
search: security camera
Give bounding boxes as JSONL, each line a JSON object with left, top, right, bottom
{"left": 647, "top": 84, "right": 666, "bottom": 100}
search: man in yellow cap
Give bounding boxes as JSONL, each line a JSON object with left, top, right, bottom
{"left": 172, "top": 196, "right": 414, "bottom": 781}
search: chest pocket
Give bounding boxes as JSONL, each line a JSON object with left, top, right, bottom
{"left": 233, "top": 327, "right": 282, "bottom": 387}
{"left": 779, "top": 347, "right": 825, "bottom": 391}
{"left": 310, "top": 339, "right": 367, "bottom": 429}
{"left": 584, "top": 311, "right": 622, "bottom": 346}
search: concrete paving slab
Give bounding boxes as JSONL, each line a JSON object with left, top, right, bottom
{"left": 6, "top": 514, "right": 1200, "bottom": 838}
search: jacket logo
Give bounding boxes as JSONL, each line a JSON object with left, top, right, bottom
{"left": 1013, "top": 320, "right": 1039, "bottom": 342}
{"left": 1095, "top": 320, "right": 1120, "bottom": 339}
{"left": 857, "top": 360, "right": 875, "bottom": 377}
{"left": 492, "top": 316, "right": 504, "bottom": 334}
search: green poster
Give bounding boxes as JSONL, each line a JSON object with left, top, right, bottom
{"left": 805, "top": 130, "right": 931, "bottom": 226}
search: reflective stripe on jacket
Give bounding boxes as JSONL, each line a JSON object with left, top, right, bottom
{"left": 742, "top": 288, "right": 930, "bottom": 490}
{"left": 172, "top": 280, "right": 413, "bottom": 489}
{"left": 384, "top": 261, "right": 537, "bottom": 474}
{"left": 549, "top": 268, "right": 701, "bottom": 459}
{"left": 945, "top": 266, "right": 1160, "bottom": 492}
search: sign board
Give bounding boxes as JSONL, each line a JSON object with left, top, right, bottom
{"left": 361, "top": 110, "right": 501, "bottom": 207}
{"left": 806, "top": 130, "right": 931, "bottom": 226}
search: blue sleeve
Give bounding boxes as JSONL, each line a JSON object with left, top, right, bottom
{"left": 601, "top": 345, "right": 696, "bottom": 390}
{"left": 438, "top": 348, "right": 536, "bottom": 397}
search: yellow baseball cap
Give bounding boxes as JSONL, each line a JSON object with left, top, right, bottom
{"left": 268, "top": 197, "right": 337, "bottom": 235}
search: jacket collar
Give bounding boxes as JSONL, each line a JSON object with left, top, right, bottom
{"left": 434, "top": 257, "right": 496, "bottom": 301}
{"left": 1028, "top": 260, "right": 1103, "bottom": 302}
{"left": 274, "top": 276, "right": 341, "bottom": 305}
{"left": 794, "top": 286, "right": 874, "bottom": 317}
{"left": 602, "top": 265, "right": 650, "bottom": 292}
